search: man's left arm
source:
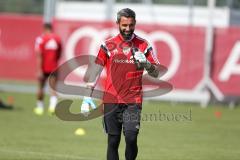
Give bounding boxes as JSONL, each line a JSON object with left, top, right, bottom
{"left": 56, "top": 36, "right": 62, "bottom": 61}
{"left": 143, "top": 61, "right": 159, "bottom": 78}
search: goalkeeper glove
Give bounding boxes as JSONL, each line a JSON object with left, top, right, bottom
{"left": 80, "top": 96, "right": 96, "bottom": 115}
{"left": 134, "top": 51, "right": 151, "bottom": 69}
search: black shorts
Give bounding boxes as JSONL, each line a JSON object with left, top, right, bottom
{"left": 38, "top": 72, "right": 58, "bottom": 87}
{"left": 42, "top": 72, "right": 58, "bottom": 79}
{"left": 38, "top": 72, "right": 58, "bottom": 81}
{"left": 103, "top": 103, "right": 142, "bottom": 135}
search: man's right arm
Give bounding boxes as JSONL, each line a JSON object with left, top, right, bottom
{"left": 36, "top": 52, "right": 43, "bottom": 78}
{"left": 84, "top": 63, "right": 104, "bottom": 97}
{"left": 80, "top": 44, "right": 108, "bottom": 113}
{"left": 80, "top": 58, "right": 104, "bottom": 114}
{"left": 84, "top": 43, "right": 108, "bottom": 95}
{"left": 35, "top": 37, "right": 43, "bottom": 78}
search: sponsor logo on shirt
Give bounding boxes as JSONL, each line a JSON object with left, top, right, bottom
{"left": 45, "top": 39, "right": 58, "bottom": 50}
{"left": 113, "top": 59, "right": 135, "bottom": 64}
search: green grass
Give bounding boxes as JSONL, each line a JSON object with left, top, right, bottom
{"left": 0, "top": 91, "right": 240, "bottom": 160}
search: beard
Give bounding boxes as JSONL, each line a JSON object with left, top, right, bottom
{"left": 119, "top": 28, "right": 134, "bottom": 41}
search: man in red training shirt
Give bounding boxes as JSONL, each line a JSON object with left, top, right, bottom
{"left": 34, "top": 23, "right": 62, "bottom": 115}
{"left": 80, "top": 8, "right": 160, "bottom": 160}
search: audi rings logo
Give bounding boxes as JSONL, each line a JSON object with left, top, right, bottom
{"left": 65, "top": 26, "right": 181, "bottom": 80}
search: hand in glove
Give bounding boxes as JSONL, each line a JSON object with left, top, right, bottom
{"left": 80, "top": 96, "right": 96, "bottom": 116}
{"left": 134, "top": 51, "right": 151, "bottom": 69}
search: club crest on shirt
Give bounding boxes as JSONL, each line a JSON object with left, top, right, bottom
{"left": 122, "top": 47, "right": 131, "bottom": 55}
{"left": 112, "top": 49, "right": 118, "bottom": 55}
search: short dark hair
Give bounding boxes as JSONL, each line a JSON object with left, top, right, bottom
{"left": 117, "top": 8, "right": 136, "bottom": 23}
{"left": 44, "top": 23, "right": 52, "bottom": 30}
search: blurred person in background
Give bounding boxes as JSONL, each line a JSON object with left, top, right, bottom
{"left": 0, "top": 97, "right": 13, "bottom": 110}
{"left": 34, "top": 23, "right": 62, "bottom": 115}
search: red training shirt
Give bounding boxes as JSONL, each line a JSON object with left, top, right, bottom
{"left": 95, "top": 33, "right": 159, "bottom": 104}
{"left": 35, "top": 33, "right": 62, "bottom": 73}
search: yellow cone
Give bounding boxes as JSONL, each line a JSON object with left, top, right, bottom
{"left": 75, "top": 128, "right": 86, "bottom": 136}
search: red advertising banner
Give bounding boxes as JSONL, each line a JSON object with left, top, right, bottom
{"left": 54, "top": 20, "right": 205, "bottom": 90}
{"left": 0, "top": 15, "right": 240, "bottom": 97}
{"left": 0, "top": 14, "right": 42, "bottom": 81}
{"left": 212, "top": 27, "right": 240, "bottom": 96}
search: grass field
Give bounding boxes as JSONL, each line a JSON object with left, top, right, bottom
{"left": 0, "top": 91, "right": 240, "bottom": 160}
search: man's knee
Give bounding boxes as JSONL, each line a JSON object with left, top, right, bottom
{"left": 125, "top": 131, "right": 138, "bottom": 145}
{"left": 108, "top": 134, "right": 121, "bottom": 148}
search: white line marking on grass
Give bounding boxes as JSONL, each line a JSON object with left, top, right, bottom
{"left": 0, "top": 148, "right": 97, "bottom": 160}
{"left": 0, "top": 84, "right": 37, "bottom": 93}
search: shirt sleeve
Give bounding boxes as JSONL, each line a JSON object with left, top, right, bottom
{"left": 95, "top": 44, "right": 109, "bottom": 66}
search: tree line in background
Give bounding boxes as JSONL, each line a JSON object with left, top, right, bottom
{"left": 0, "top": 0, "right": 239, "bottom": 14}
{"left": 0, "top": 0, "right": 43, "bottom": 14}
{"left": 65, "top": 0, "right": 240, "bottom": 8}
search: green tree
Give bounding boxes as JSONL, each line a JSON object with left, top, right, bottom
{"left": 0, "top": 0, "right": 43, "bottom": 14}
